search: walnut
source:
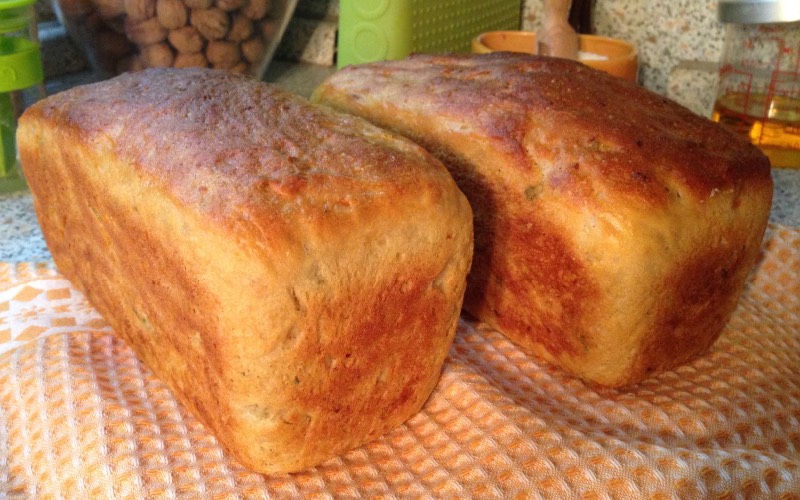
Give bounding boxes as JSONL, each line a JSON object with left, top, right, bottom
{"left": 125, "top": 16, "right": 168, "bottom": 46}
{"left": 226, "top": 13, "right": 252, "bottom": 42}
{"left": 174, "top": 51, "right": 208, "bottom": 67}
{"left": 260, "top": 17, "right": 276, "bottom": 40}
{"left": 240, "top": 35, "right": 263, "bottom": 63}
{"left": 205, "top": 39, "right": 240, "bottom": 68}
{"left": 141, "top": 42, "right": 175, "bottom": 67}
{"left": 123, "top": 0, "right": 155, "bottom": 21}
{"left": 156, "top": 0, "right": 188, "bottom": 29}
{"left": 215, "top": 0, "right": 245, "bottom": 11}
{"left": 228, "top": 60, "right": 248, "bottom": 74}
{"left": 190, "top": 7, "right": 229, "bottom": 40}
{"left": 168, "top": 26, "right": 205, "bottom": 53}
{"left": 242, "top": 0, "right": 269, "bottom": 20}
{"left": 183, "top": 0, "right": 211, "bottom": 8}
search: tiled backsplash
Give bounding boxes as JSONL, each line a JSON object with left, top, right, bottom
{"left": 35, "top": 0, "right": 723, "bottom": 116}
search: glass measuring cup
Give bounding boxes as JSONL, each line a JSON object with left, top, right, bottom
{"left": 712, "top": 1, "right": 800, "bottom": 168}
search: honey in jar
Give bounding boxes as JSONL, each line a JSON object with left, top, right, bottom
{"left": 713, "top": 1, "right": 800, "bottom": 168}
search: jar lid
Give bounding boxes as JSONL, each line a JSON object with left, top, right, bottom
{"left": 0, "top": 37, "right": 43, "bottom": 92}
{"left": 719, "top": 0, "right": 800, "bottom": 24}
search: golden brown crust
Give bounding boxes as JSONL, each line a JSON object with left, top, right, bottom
{"left": 312, "top": 52, "right": 773, "bottom": 387}
{"left": 315, "top": 53, "right": 770, "bottom": 203}
{"left": 18, "top": 67, "right": 473, "bottom": 472}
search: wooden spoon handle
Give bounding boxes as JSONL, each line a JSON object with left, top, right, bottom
{"left": 538, "top": 0, "right": 579, "bottom": 59}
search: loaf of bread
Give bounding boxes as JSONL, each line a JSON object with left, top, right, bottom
{"left": 17, "top": 68, "right": 473, "bottom": 473}
{"left": 312, "top": 52, "right": 774, "bottom": 388}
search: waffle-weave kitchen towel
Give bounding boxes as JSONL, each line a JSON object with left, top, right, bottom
{"left": 1, "top": 224, "right": 798, "bottom": 498}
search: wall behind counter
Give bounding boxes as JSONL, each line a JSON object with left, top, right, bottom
{"left": 523, "top": 0, "right": 725, "bottom": 96}
{"left": 35, "top": 0, "right": 724, "bottom": 114}
{"left": 522, "top": 0, "right": 724, "bottom": 115}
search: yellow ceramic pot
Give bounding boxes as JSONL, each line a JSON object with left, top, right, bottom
{"left": 472, "top": 31, "right": 638, "bottom": 82}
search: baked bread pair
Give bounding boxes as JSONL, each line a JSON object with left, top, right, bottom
{"left": 18, "top": 51, "right": 772, "bottom": 475}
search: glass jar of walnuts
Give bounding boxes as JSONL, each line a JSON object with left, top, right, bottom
{"left": 51, "top": 0, "right": 297, "bottom": 77}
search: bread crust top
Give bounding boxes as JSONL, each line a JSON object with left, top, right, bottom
{"left": 26, "top": 67, "right": 462, "bottom": 253}
{"left": 318, "top": 52, "right": 771, "bottom": 207}
{"left": 312, "top": 52, "right": 773, "bottom": 387}
{"left": 19, "top": 67, "right": 474, "bottom": 471}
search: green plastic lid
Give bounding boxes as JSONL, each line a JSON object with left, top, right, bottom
{"left": 0, "top": 36, "right": 43, "bottom": 92}
{"left": 0, "top": 0, "right": 36, "bottom": 34}
{"left": 0, "top": 0, "right": 37, "bottom": 8}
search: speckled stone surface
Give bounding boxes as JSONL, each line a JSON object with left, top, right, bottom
{"left": 522, "top": 0, "right": 727, "bottom": 95}
{"left": 772, "top": 169, "right": 800, "bottom": 227}
{"left": 0, "top": 192, "right": 51, "bottom": 262}
{"left": 666, "top": 60, "right": 719, "bottom": 117}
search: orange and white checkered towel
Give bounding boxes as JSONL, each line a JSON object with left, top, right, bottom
{"left": 1, "top": 225, "right": 799, "bottom": 498}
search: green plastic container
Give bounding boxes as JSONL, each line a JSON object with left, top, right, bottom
{"left": 0, "top": 0, "right": 44, "bottom": 193}
{"left": 338, "top": 0, "right": 522, "bottom": 68}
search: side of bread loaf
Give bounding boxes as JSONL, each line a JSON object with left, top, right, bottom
{"left": 17, "top": 68, "right": 473, "bottom": 473}
{"left": 312, "top": 53, "right": 773, "bottom": 387}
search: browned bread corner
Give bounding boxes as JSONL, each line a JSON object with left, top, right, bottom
{"left": 17, "top": 67, "right": 474, "bottom": 473}
{"left": 311, "top": 52, "right": 773, "bottom": 388}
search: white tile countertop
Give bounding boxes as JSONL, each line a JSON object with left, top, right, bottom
{"left": 2, "top": 62, "right": 799, "bottom": 262}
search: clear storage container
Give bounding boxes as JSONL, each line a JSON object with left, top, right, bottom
{"left": 51, "top": 0, "right": 297, "bottom": 78}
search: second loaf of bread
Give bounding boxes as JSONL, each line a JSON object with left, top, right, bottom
{"left": 17, "top": 68, "right": 474, "bottom": 473}
{"left": 312, "top": 52, "right": 774, "bottom": 388}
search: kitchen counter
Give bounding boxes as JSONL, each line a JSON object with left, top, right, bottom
{"left": 2, "top": 62, "right": 799, "bottom": 262}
